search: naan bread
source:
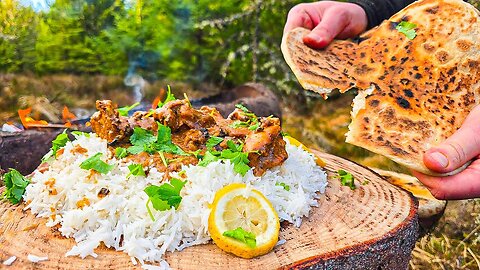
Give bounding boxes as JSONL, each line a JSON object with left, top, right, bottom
{"left": 281, "top": 0, "right": 480, "bottom": 175}
{"left": 372, "top": 168, "right": 446, "bottom": 219}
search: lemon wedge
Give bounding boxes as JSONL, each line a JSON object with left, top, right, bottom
{"left": 208, "top": 183, "right": 280, "bottom": 258}
{"left": 285, "top": 136, "right": 326, "bottom": 167}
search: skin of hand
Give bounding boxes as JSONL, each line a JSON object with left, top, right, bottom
{"left": 413, "top": 105, "right": 480, "bottom": 200}
{"left": 283, "top": 1, "right": 368, "bottom": 49}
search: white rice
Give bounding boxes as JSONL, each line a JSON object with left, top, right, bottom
{"left": 27, "top": 254, "right": 48, "bottom": 263}
{"left": 2, "top": 256, "right": 16, "bottom": 266}
{"left": 24, "top": 133, "right": 328, "bottom": 266}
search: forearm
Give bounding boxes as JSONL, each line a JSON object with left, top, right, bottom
{"left": 349, "top": 0, "right": 416, "bottom": 29}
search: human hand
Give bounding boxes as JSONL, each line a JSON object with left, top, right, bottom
{"left": 283, "top": 1, "right": 368, "bottom": 49}
{"left": 413, "top": 105, "right": 480, "bottom": 200}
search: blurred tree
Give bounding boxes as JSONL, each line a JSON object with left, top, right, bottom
{"left": 0, "top": 0, "right": 305, "bottom": 97}
{"left": 0, "top": 0, "right": 37, "bottom": 72}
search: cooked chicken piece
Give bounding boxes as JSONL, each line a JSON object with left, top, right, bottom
{"left": 92, "top": 99, "right": 289, "bottom": 177}
{"left": 90, "top": 100, "right": 132, "bottom": 143}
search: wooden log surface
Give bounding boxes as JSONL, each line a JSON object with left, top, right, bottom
{"left": 0, "top": 129, "right": 64, "bottom": 175}
{"left": 0, "top": 151, "right": 419, "bottom": 269}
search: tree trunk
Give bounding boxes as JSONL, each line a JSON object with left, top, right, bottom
{"left": 0, "top": 151, "right": 418, "bottom": 269}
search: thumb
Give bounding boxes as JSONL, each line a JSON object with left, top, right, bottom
{"left": 424, "top": 105, "right": 480, "bottom": 173}
{"left": 303, "top": 8, "right": 349, "bottom": 49}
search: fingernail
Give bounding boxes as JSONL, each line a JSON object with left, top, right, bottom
{"left": 430, "top": 152, "right": 449, "bottom": 168}
{"left": 307, "top": 33, "right": 322, "bottom": 42}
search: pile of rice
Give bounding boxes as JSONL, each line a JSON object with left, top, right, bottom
{"left": 24, "top": 133, "right": 328, "bottom": 268}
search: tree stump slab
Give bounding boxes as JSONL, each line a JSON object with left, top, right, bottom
{"left": 0, "top": 151, "right": 418, "bottom": 269}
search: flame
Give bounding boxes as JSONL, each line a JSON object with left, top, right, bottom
{"left": 152, "top": 96, "right": 161, "bottom": 109}
{"left": 18, "top": 108, "right": 49, "bottom": 128}
{"left": 62, "top": 105, "right": 77, "bottom": 127}
{"left": 152, "top": 88, "right": 166, "bottom": 109}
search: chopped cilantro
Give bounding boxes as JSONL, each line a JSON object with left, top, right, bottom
{"left": 115, "top": 147, "right": 128, "bottom": 159}
{"left": 396, "top": 21, "right": 417, "bottom": 40}
{"left": 130, "top": 127, "right": 156, "bottom": 146}
{"left": 118, "top": 102, "right": 140, "bottom": 117}
{"left": 2, "top": 169, "right": 30, "bottom": 204}
{"left": 223, "top": 227, "right": 256, "bottom": 248}
{"left": 197, "top": 151, "right": 220, "bottom": 166}
{"left": 127, "top": 124, "right": 186, "bottom": 156}
{"left": 276, "top": 182, "right": 291, "bottom": 191}
{"left": 155, "top": 124, "right": 186, "bottom": 155}
{"left": 42, "top": 130, "right": 69, "bottom": 161}
{"left": 198, "top": 140, "right": 250, "bottom": 176}
{"left": 144, "top": 178, "right": 187, "bottom": 219}
{"left": 226, "top": 140, "right": 243, "bottom": 152}
{"left": 338, "top": 169, "right": 356, "bottom": 190}
{"left": 235, "top": 104, "right": 250, "bottom": 113}
{"left": 206, "top": 136, "right": 223, "bottom": 150}
{"left": 248, "top": 122, "right": 260, "bottom": 131}
{"left": 71, "top": 131, "right": 90, "bottom": 138}
{"left": 229, "top": 120, "right": 250, "bottom": 129}
{"left": 230, "top": 104, "right": 260, "bottom": 131}
{"left": 157, "top": 86, "right": 176, "bottom": 108}
{"left": 127, "top": 163, "right": 146, "bottom": 178}
{"left": 80, "top": 153, "right": 114, "bottom": 174}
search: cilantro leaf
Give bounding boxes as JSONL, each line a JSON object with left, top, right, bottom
{"left": 206, "top": 136, "right": 223, "bottom": 150}
{"left": 338, "top": 169, "right": 356, "bottom": 190}
{"left": 154, "top": 124, "right": 187, "bottom": 155}
{"left": 71, "top": 131, "right": 90, "bottom": 138}
{"left": 235, "top": 104, "right": 250, "bottom": 113}
{"left": 130, "top": 127, "right": 156, "bottom": 146}
{"left": 115, "top": 147, "right": 128, "bottom": 159}
{"left": 220, "top": 148, "right": 250, "bottom": 176}
{"left": 226, "top": 140, "right": 243, "bottom": 152}
{"left": 276, "top": 182, "right": 291, "bottom": 191}
{"left": 396, "top": 21, "right": 417, "bottom": 40}
{"left": 144, "top": 178, "right": 186, "bottom": 212}
{"left": 2, "top": 169, "right": 30, "bottom": 204}
{"left": 42, "top": 130, "right": 69, "bottom": 161}
{"left": 118, "top": 102, "right": 140, "bottom": 117}
{"left": 248, "top": 122, "right": 260, "bottom": 131}
{"left": 127, "top": 163, "right": 146, "bottom": 178}
{"left": 80, "top": 153, "right": 114, "bottom": 174}
{"left": 223, "top": 227, "right": 256, "bottom": 248}
{"left": 198, "top": 140, "right": 250, "bottom": 176}
{"left": 197, "top": 151, "right": 220, "bottom": 167}
{"left": 157, "top": 86, "right": 176, "bottom": 108}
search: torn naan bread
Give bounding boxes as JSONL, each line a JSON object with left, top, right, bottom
{"left": 281, "top": 0, "right": 480, "bottom": 176}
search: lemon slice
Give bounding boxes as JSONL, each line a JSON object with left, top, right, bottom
{"left": 285, "top": 136, "right": 326, "bottom": 167}
{"left": 208, "top": 183, "right": 280, "bottom": 258}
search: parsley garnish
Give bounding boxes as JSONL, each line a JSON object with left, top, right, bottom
{"left": 198, "top": 140, "right": 250, "bottom": 176}
{"left": 127, "top": 125, "right": 186, "bottom": 156}
{"left": 230, "top": 121, "right": 250, "bottom": 128}
{"left": 144, "top": 178, "right": 186, "bottom": 220}
{"left": 276, "top": 182, "right": 291, "bottom": 191}
{"left": 396, "top": 21, "right": 417, "bottom": 40}
{"left": 157, "top": 86, "right": 176, "bottom": 108}
{"left": 80, "top": 153, "right": 114, "bottom": 174}
{"left": 71, "top": 131, "right": 90, "bottom": 138}
{"left": 206, "top": 136, "right": 223, "bottom": 150}
{"left": 223, "top": 227, "right": 256, "bottom": 248}
{"left": 118, "top": 102, "right": 140, "bottom": 117}
{"left": 229, "top": 104, "right": 260, "bottom": 131}
{"left": 42, "top": 130, "right": 69, "bottom": 161}
{"left": 338, "top": 169, "right": 356, "bottom": 190}
{"left": 197, "top": 151, "right": 219, "bottom": 166}
{"left": 127, "top": 163, "right": 146, "bottom": 178}
{"left": 2, "top": 169, "right": 30, "bottom": 204}
{"left": 115, "top": 147, "right": 128, "bottom": 159}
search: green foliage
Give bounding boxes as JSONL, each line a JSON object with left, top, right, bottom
{"left": 0, "top": 0, "right": 304, "bottom": 95}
